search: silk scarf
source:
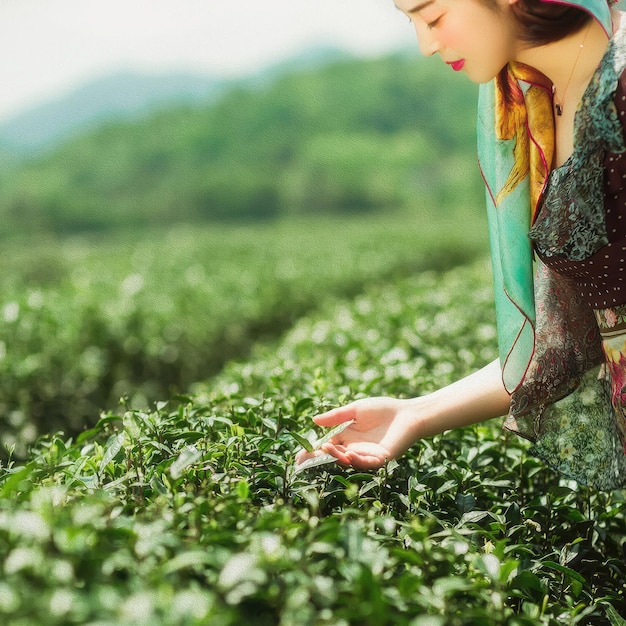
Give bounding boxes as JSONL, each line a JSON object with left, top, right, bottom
{"left": 477, "top": 0, "right": 615, "bottom": 393}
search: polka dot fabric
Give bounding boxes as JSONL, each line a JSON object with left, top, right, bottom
{"left": 542, "top": 243, "right": 626, "bottom": 309}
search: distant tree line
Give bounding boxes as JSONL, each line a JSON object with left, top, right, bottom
{"left": 0, "top": 53, "right": 481, "bottom": 235}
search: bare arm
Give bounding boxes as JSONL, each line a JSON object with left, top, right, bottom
{"left": 295, "top": 358, "right": 511, "bottom": 470}
{"left": 412, "top": 358, "right": 511, "bottom": 439}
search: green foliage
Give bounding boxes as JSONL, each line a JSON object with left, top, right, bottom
{"left": 1, "top": 260, "right": 624, "bottom": 625}
{"left": 0, "top": 213, "right": 487, "bottom": 457}
{"left": 0, "top": 53, "right": 481, "bottom": 234}
{"left": 0, "top": 51, "right": 621, "bottom": 623}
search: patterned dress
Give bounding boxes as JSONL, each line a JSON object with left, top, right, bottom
{"left": 503, "top": 22, "right": 626, "bottom": 490}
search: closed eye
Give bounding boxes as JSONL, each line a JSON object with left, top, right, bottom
{"left": 427, "top": 16, "right": 443, "bottom": 29}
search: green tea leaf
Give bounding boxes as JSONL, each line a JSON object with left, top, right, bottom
{"left": 169, "top": 446, "right": 202, "bottom": 480}
{"left": 540, "top": 560, "right": 586, "bottom": 585}
{"left": 99, "top": 433, "right": 125, "bottom": 474}
{"left": 289, "top": 432, "right": 314, "bottom": 453}
{"left": 604, "top": 603, "right": 626, "bottom": 626}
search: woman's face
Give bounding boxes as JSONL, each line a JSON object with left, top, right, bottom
{"left": 394, "top": 0, "right": 520, "bottom": 83}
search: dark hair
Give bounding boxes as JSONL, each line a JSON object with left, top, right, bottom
{"left": 509, "top": 0, "right": 593, "bottom": 46}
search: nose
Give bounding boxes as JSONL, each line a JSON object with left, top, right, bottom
{"left": 414, "top": 22, "right": 440, "bottom": 57}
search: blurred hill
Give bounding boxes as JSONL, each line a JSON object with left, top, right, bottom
{"left": 0, "top": 46, "right": 350, "bottom": 159}
{"left": 0, "top": 49, "right": 481, "bottom": 236}
{"left": 0, "top": 72, "right": 225, "bottom": 158}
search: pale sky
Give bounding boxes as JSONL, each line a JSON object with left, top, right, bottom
{"left": 0, "top": 0, "right": 416, "bottom": 123}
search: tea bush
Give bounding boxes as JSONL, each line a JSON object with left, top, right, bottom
{"left": 1, "top": 260, "right": 624, "bottom": 625}
{"left": 0, "top": 213, "right": 486, "bottom": 456}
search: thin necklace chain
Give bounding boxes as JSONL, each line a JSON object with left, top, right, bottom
{"left": 552, "top": 22, "right": 593, "bottom": 117}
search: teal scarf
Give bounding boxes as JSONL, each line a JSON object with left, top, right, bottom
{"left": 477, "top": 0, "right": 615, "bottom": 392}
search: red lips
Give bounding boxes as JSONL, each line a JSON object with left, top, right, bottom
{"left": 447, "top": 59, "right": 465, "bottom": 72}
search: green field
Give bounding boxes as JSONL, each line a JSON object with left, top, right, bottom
{"left": 0, "top": 212, "right": 487, "bottom": 457}
{"left": 0, "top": 49, "right": 624, "bottom": 626}
{"left": 0, "top": 220, "right": 624, "bottom": 624}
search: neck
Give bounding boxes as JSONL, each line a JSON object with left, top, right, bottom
{"left": 515, "top": 19, "right": 611, "bottom": 102}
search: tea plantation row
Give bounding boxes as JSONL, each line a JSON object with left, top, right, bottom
{"left": 1, "top": 260, "right": 624, "bottom": 625}
{"left": 0, "top": 213, "right": 486, "bottom": 456}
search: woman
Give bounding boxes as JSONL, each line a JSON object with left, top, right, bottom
{"left": 296, "top": 0, "right": 626, "bottom": 490}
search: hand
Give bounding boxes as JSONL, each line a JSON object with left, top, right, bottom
{"left": 295, "top": 396, "right": 421, "bottom": 470}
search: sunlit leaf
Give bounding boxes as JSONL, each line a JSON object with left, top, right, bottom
{"left": 169, "top": 446, "right": 202, "bottom": 479}
{"left": 99, "top": 433, "right": 125, "bottom": 474}
{"left": 289, "top": 432, "right": 313, "bottom": 453}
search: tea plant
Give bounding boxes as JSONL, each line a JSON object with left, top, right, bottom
{"left": 1, "top": 260, "right": 624, "bottom": 625}
{"left": 0, "top": 213, "right": 487, "bottom": 456}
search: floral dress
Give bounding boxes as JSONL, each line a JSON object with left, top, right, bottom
{"left": 503, "top": 23, "right": 626, "bottom": 490}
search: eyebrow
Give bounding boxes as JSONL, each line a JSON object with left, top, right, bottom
{"left": 395, "top": 0, "right": 436, "bottom": 13}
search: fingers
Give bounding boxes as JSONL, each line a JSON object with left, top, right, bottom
{"left": 313, "top": 405, "right": 357, "bottom": 427}
{"left": 322, "top": 443, "right": 393, "bottom": 470}
{"left": 345, "top": 451, "right": 387, "bottom": 470}
{"left": 342, "top": 442, "right": 392, "bottom": 470}
{"left": 320, "top": 442, "right": 351, "bottom": 466}
{"left": 294, "top": 443, "right": 350, "bottom": 468}
{"left": 295, "top": 447, "right": 312, "bottom": 464}
{"left": 296, "top": 440, "right": 392, "bottom": 471}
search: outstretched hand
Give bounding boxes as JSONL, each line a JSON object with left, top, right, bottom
{"left": 295, "top": 396, "right": 421, "bottom": 470}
